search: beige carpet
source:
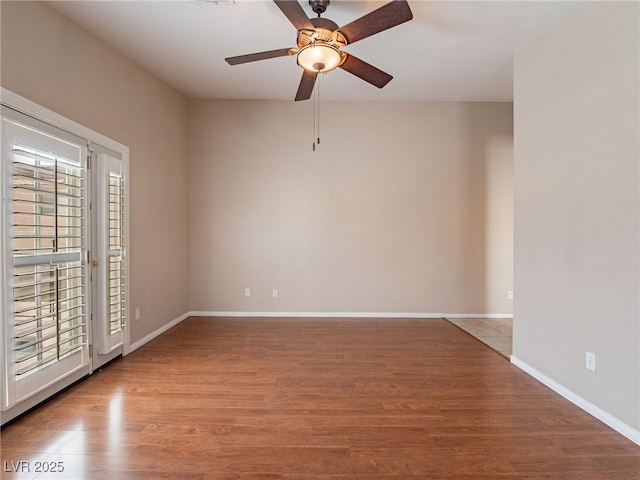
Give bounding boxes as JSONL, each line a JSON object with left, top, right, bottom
{"left": 446, "top": 317, "right": 512, "bottom": 359}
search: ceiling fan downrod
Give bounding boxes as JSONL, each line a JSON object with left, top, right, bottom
{"left": 309, "top": 0, "right": 329, "bottom": 17}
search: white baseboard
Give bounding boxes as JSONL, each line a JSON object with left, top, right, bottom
{"left": 188, "top": 311, "right": 445, "bottom": 319}
{"left": 128, "top": 312, "right": 190, "bottom": 353}
{"left": 184, "top": 311, "right": 514, "bottom": 320}
{"left": 510, "top": 355, "right": 640, "bottom": 446}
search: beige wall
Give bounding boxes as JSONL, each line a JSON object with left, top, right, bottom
{"left": 189, "top": 100, "right": 513, "bottom": 314}
{"left": 1, "top": 2, "right": 514, "bottom": 333}
{"left": 514, "top": 2, "right": 639, "bottom": 431}
{"left": 1, "top": 1, "right": 191, "bottom": 343}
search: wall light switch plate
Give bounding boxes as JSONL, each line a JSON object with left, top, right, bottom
{"left": 244, "top": 288, "right": 251, "bottom": 297}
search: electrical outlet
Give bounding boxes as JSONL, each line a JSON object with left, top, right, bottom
{"left": 585, "top": 352, "right": 596, "bottom": 372}
{"left": 508, "top": 290, "right": 514, "bottom": 300}
{"left": 135, "top": 308, "right": 140, "bottom": 320}
{"left": 272, "top": 289, "right": 278, "bottom": 298}
{"left": 244, "top": 288, "right": 251, "bottom": 297}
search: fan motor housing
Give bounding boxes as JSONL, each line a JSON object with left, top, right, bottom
{"left": 297, "top": 17, "right": 346, "bottom": 49}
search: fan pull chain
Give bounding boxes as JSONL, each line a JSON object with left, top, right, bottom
{"left": 312, "top": 79, "right": 316, "bottom": 151}
{"left": 312, "top": 75, "right": 321, "bottom": 152}
{"left": 317, "top": 75, "right": 321, "bottom": 146}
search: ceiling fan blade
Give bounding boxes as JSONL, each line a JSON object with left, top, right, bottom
{"left": 225, "top": 48, "right": 294, "bottom": 65}
{"left": 338, "top": 0, "right": 413, "bottom": 45}
{"left": 295, "top": 70, "right": 317, "bottom": 101}
{"left": 273, "top": 0, "right": 315, "bottom": 32}
{"left": 339, "top": 54, "right": 393, "bottom": 89}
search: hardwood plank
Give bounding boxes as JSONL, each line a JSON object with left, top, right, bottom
{"left": 1, "top": 317, "right": 638, "bottom": 478}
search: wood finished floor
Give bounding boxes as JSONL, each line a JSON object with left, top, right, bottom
{"left": 1, "top": 317, "right": 638, "bottom": 479}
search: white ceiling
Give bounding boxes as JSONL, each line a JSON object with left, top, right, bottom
{"left": 49, "top": 0, "right": 586, "bottom": 102}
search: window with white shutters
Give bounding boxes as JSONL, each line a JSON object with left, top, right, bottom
{"left": 93, "top": 150, "right": 126, "bottom": 355}
{"left": 2, "top": 114, "right": 89, "bottom": 407}
{"left": 109, "top": 172, "right": 125, "bottom": 337}
{"left": 12, "top": 146, "right": 86, "bottom": 377}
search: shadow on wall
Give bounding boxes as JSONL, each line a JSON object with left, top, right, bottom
{"left": 485, "top": 134, "right": 514, "bottom": 315}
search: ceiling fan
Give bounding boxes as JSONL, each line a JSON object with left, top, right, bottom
{"left": 225, "top": 0, "right": 413, "bottom": 101}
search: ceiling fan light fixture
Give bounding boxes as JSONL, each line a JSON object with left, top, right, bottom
{"left": 297, "top": 43, "right": 342, "bottom": 73}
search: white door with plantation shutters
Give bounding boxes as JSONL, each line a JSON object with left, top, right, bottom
{"left": 1, "top": 92, "right": 129, "bottom": 422}
{"left": 1, "top": 114, "right": 90, "bottom": 409}
{"left": 92, "top": 150, "right": 126, "bottom": 368}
